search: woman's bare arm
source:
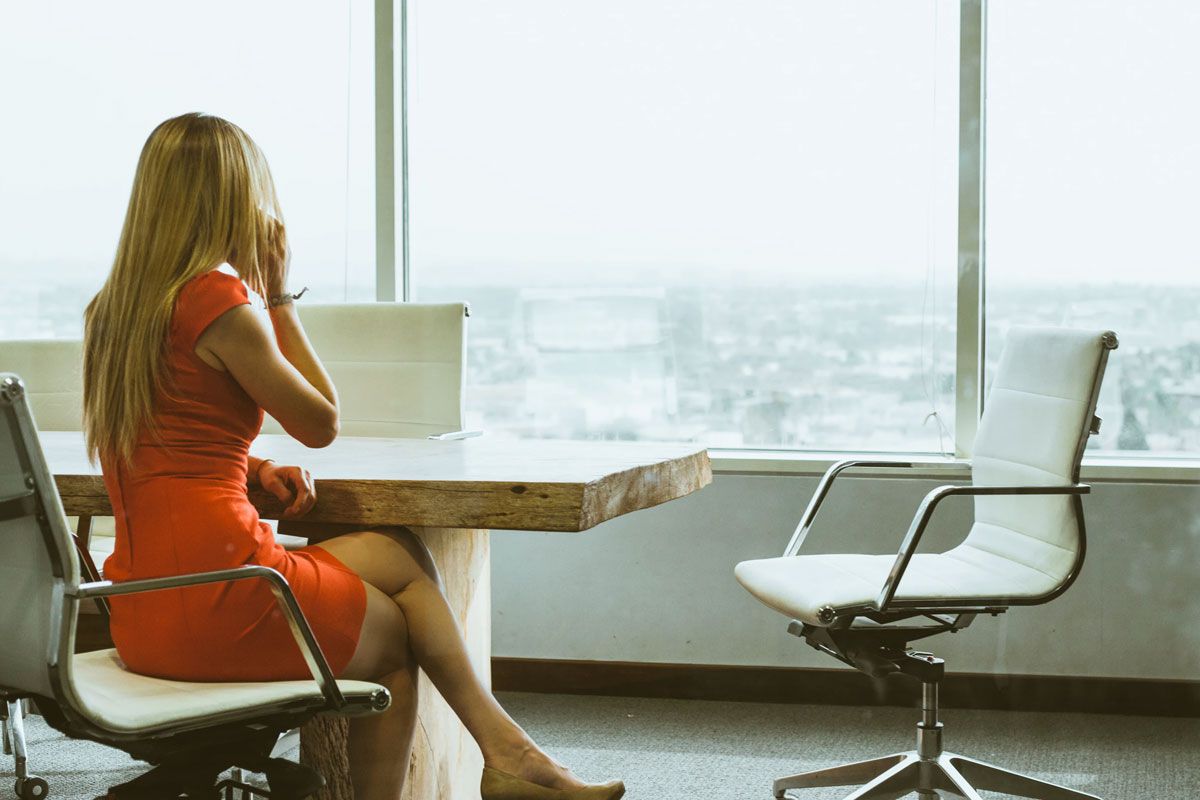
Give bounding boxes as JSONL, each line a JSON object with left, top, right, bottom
{"left": 197, "top": 304, "right": 339, "bottom": 447}
{"left": 267, "top": 303, "right": 338, "bottom": 407}
{"left": 199, "top": 219, "right": 337, "bottom": 448}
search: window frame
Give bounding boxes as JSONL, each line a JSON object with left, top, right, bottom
{"left": 373, "top": 0, "right": 1200, "bottom": 481}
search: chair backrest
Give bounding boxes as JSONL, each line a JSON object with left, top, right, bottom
{"left": 0, "top": 374, "right": 81, "bottom": 699}
{"left": 261, "top": 303, "right": 468, "bottom": 439}
{"left": 961, "top": 326, "right": 1117, "bottom": 586}
{"left": 0, "top": 340, "right": 84, "bottom": 431}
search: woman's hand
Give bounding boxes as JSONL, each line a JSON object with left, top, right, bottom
{"left": 258, "top": 461, "right": 316, "bottom": 518}
{"left": 264, "top": 216, "right": 292, "bottom": 299}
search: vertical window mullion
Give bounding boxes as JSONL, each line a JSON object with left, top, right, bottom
{"left": 955, "top": 0, "right": 987, "bottom": 458}
{"left": 399, "top": 0, "right": 411, "bottom": 302}
{"left": 375, "top": 0, "right": 398, "bottom": 301}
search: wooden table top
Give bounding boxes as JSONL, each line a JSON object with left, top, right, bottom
{"left": 42, "top": 432, "right": 712, "bottom": 532}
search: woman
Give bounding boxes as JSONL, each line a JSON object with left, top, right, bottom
{"left": 82, "top": 112, "right": 624, "bottom": 800}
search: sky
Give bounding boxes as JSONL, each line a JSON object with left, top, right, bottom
{"left": 0, "top": 0, "right": 375, "bottom": 297}
{"left": 1, "top": 0, "right": 1197, "bottom": 294}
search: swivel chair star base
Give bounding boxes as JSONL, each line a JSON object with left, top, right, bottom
{"left": 773, "top": 624, "right": 1100, "bottom": 800}
{"left": 737, "top": 327, "right": 1118, "bottom": 800}
{"left": 80, "top": 723, "right": 322, "bottom": 799}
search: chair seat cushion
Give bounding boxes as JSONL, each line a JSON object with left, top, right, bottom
{"left": 71, "top": 649, "right": 386, "bottom": 734}
{"left": 734, "top": 544, "right": 1064, "bottom": 626}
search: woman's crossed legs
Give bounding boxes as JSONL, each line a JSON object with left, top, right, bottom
{"left": 315, "top": 527, "right": 586, "bottom": 800}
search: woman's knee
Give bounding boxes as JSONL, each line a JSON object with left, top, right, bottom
{"left": 376, "top": 526, "right": 439, "bottom": 584}
{"left": 314, "top": 527, "right": 438, "bottom": 597}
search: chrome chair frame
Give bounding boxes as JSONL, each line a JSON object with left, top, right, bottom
{"left": 793, "top": 468, "right": 1092, "bottom": 627}
{"left": 768, "top": 332, "right": 1117, "bottom": 800}
{"left": 1, "top": 533, "right": 107, "bottom": 798}
{"left": 73, "top": 565, "right": 351, "bottom": 720}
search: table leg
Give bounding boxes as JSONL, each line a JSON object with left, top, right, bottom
{"left": 301, "top": 527, "right": 491, "bottom": 800}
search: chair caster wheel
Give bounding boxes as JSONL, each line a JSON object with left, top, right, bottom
{"left": 14, "top": 776, "right": 49, "bottom": 800}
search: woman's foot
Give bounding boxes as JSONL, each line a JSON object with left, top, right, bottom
{"left": 484, "top": 737, "right": 589, "bottom": 790}
{"left": 481, "top": 766, "right": 625, "bottom": 800}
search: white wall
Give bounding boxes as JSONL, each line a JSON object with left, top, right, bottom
{"left": 491, "top": 472, "right": 1200, "bottom": 681}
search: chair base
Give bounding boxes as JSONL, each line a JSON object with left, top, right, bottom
{"left": 773, "top": 750, "right": 1102, "bottom": 800}
{"left": 104, "top": 758, "right": 323, "bottom": 800}
{"left": 772, "top": 665, "right": 1101, "bottom": 800}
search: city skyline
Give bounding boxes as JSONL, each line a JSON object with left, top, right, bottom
{"left": 5, "top": 269, "right": 1196, "bottom": 458}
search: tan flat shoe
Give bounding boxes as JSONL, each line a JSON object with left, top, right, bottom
{"left": 481, "top": 766, "right": 626, "bottom": 800}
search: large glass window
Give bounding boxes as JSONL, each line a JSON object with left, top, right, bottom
{"left": 985, "top": 0, "right": 1200, "bottom": 456}
{"left": 411, "top": 1, "right": 961, "bottom": 451}
{"left": 0, "top": 0, "right": 375, "bottom": 340}
{"left": 9, "top": 1, "right": 1196, "bottom": 461}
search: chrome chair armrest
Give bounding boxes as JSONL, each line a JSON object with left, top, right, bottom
{"left": 874, "top": 483, "right": 1092, "bottom": 613}
{"left": 783, "top": 458, "right": 971, "bottom": 556}
{"left": 73, "top": 566, "right": 346, "bottom": 709}
{"left": 70, "top": 533, "right": 110, "bottom": 622}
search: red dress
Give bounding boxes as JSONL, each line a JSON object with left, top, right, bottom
{"left": 102, "top": 269, "right": 366, "bottom": 681}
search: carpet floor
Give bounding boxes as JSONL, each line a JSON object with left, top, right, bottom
{"left": 3, "top": 692, "right": 1196, "bottom": 798}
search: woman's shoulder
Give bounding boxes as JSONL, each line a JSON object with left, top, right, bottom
{"left": 180, "top": 266, "right": 247, "bottom": 300}
{"left": 173, "top": 267, "right": 251, "bottom": 347}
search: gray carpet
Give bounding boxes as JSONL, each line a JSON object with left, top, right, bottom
{"left": 4, "top": 692, "right": 1197, "bottom": 798}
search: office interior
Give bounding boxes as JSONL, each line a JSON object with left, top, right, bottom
{"left": 1, "top": 2, "right": 1198, "bottom": 799}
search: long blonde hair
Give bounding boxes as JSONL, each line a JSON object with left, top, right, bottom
{"left": 83, "top": 113, "right": 282, "bottom": 464}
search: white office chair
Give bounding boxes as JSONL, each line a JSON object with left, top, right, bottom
{"left": 261, "top": 302, "right": 470, "bottom": 439}
{"left": 0, "top": 372, "right": 390, "bottom": 799}
{"left": 0, "top": 339, "right": 114, "bottom": 590}
{"left": 735, "top": 327, "right": 1118, "bottom": 800}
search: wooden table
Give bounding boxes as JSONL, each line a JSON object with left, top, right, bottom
{"left": 42, "top": 432, "right": 712, "bottom": 800}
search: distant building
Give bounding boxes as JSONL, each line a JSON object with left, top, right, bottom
{"left": 513, "top": 288, "right": 679, "bottom": 439}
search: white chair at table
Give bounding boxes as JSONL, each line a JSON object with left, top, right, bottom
{"left": 0, "top": 340, "right": 114, "bottom": 566}
{"left": 260, "top": 302, "right": 471, "bottom": 542}
{"left": 0, "top": 340, "right": 84, "bottom": 431}
{"left": 735, "top": 326, "right": 1118, "bottom": 800}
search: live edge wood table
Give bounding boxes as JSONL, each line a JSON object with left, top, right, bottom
{"left": 41, "top": 432, "right": 712, "bottom": 800}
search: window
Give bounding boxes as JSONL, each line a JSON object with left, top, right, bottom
{"left": 0, "top": 0, "right": 375, "bottom": 340}
{"left": 7, "top": 1, "right": 1196, "bottom": 463}
{"left": 985, "top": 0, "right": 1200, "bottom": 456}
{"left": 410, "top": 0, "right": 961, "bottom": 451}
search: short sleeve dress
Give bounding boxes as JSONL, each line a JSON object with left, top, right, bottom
{"left": 101, "top": 269, "right": 366, "bottom": 682}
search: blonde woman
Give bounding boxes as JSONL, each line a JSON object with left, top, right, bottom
{"left": 82, "top": 113, "right": 623, "bottom": 800}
